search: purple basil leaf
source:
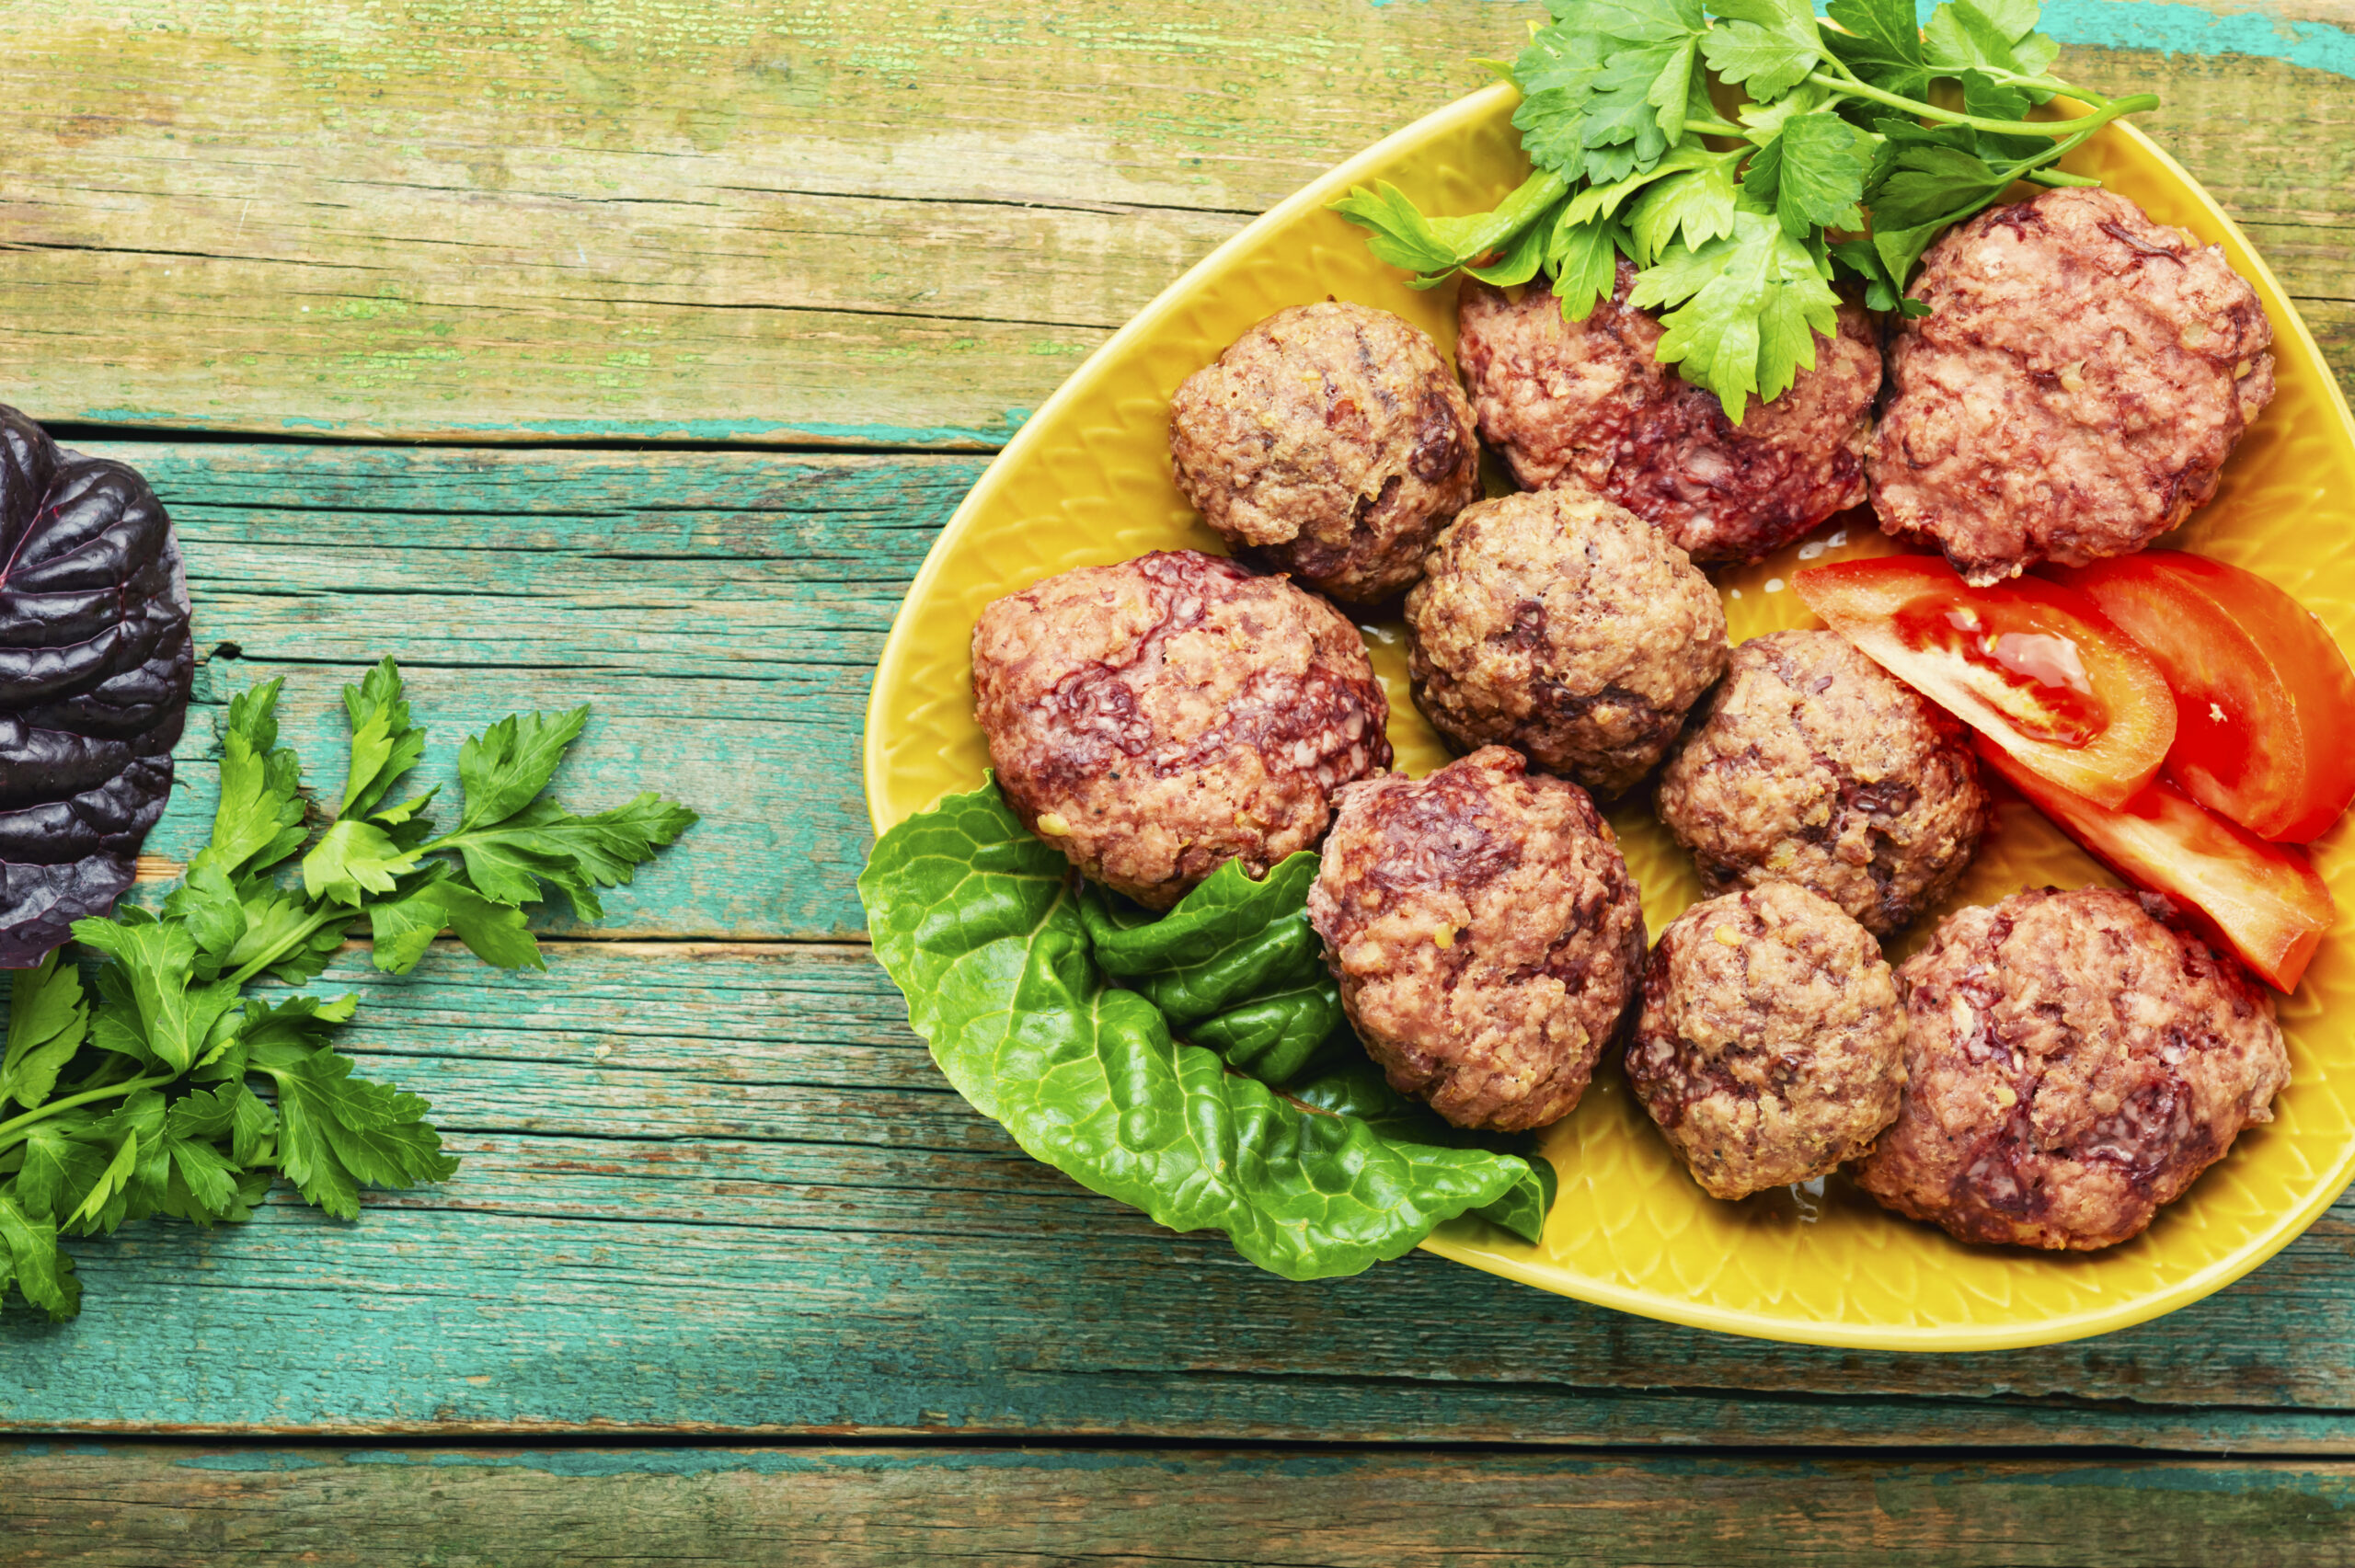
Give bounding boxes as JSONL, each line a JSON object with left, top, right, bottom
{"left": 0, "top": 405, "right": 192, "bottom": 968}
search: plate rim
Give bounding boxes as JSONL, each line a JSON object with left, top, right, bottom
{"left": 861, "top": 83, "right": 2355, "bottom": 1351}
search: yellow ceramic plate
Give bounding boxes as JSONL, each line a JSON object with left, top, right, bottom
{"left": 863, "top": 83, "right": 2355, "bottom": 1350}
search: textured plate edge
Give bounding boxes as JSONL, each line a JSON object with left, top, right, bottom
{"left": 856, "top": 86, "right": 2355, "bottom": 1350}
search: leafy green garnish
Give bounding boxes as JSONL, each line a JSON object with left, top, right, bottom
{"left": 858, "top": 783, "right": 1554, "bottom": 1281}
{"left": 1333, "top": 0, "right": 2154, "bottom": 418}
{"left": 0, "top": 659, "right": 696, "bottom": 1321}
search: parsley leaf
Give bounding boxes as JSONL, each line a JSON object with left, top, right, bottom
{"left": 3, "top": 955, "right": 86, "bottom": 1113}
{"left": 1, "top": 660, "right": 695, "bottom": 1319}
{"left": 1703, "top": 0, "right": 1826, "bottom": 102}
{"left": 195, "top": 681, "right": 308, "bottom": 880}
{"left": 1631, "top": 210, "right": 1841, "bottom": 418}
{"left": 338, "top": 657, "right": 427, "bottom": 820}
{"left": 1745, "top": 110, "right": 1878, "bottom": 237}
{"left": 1822, "top": 0, "right": 1934, "bottom": 97}
{"left": 1626, "top": 151, "right": 1742, "bottom": 263}
{"left": 1550, "top": 211, "right": 1634, "bottom": 320}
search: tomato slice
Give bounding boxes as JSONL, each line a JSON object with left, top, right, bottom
{"left": 1795, "top": 555, "right": 2177, "bottom": 809}
{"left": 1978, "top": 739, "right": 2336, "bottom": 992}
{"left": 2046, "top": 551, "right": 2355, "bottom": 842}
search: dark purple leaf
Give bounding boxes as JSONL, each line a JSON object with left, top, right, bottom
{"left": 0, "top": 405, "right": 191, "bottom": 967}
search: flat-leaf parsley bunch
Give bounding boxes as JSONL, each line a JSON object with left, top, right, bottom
{"left": 1335, "top": 0, "right": 2155, "bottom": 418}
{"left": 0, "top": 660, "right": 695, "bottom": 1319}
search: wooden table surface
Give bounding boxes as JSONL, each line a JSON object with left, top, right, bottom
{"left": 5, "top": 4, "right": 2354, "bottom": 1563}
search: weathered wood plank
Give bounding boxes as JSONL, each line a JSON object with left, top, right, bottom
{"left": 6, "top": 940, "right": 2355, "bottom": 1448}
{"left": 92, "top": 441, "right": 971, "bottom": 938}
{"left": 9, "top": 1442, "right": 2355, "bottom": 1567}
{"left": 5, "top": 5, "right": 2349, "bottom": 442}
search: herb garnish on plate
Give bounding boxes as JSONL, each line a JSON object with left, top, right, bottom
{"left": 1334, "top": 0, "right": 2155, "bottom": 418}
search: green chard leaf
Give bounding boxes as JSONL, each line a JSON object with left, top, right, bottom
{"left": 1631, "top": 209, "right": 1841, "bottom": 418}
{"left": 3, "top": 954, "right": 88, "bottom": 1113}
{"left": 1079, "top": 854, "right": 1345, "bottom": 1088}
{"left": 858, "top": 782, "right": 1553, "bottom": 1280}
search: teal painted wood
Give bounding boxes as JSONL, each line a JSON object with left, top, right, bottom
{"left": 4, "top": 941, "right": 2354, "bottom": 1448}
{"left": 96, "top": 441, "right": 979, "bottom": 940}
{"left": 9, "top": 1442, "right": 2355, "bottom": 1567}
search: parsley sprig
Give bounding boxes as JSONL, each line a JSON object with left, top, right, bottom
{"left": 1334, "top": 0, "right": 2156, "bottom": 418}
{"left": 0, "top": 659, "right": 696, "bottom": 1320}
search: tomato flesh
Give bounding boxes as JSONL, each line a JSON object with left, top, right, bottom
{"left": 1978, "top": 739, "right": 2336, "bottom": 993}
{"left": 1795, "top": 555, "right": 2177, "bottom": 809}
{"left": 2048, "top": 551, "right": 2355, "bottom": 842}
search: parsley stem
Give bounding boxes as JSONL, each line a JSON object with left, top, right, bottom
{"left": 0, "top": 1073, "right": 176, "bottom": 1152}
{"left": 1807, "top": 71, "right": 2159, "bottom": 138}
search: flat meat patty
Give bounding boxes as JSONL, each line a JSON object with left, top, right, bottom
{"left": 1869, "top": 186, "right": 2276, "bottom": 584}
{"left": 1656, "top": 628, "right": 1986, "bottom": 935}
{"left": 1853, "top": 887, "right": 2288, "bottom": 1251}
{"left": 1629, "top": 882, "right": 1907, "bottom": 1200}
{"left": 971, "top": 549, "right": 1391, "bottom": 910}
{"left": 1456, "top": 266, "right": 1879, "bottom": 566}
{"left": 1406, "top": 486, "right": 1727, "bottom": 797}
{"left": 1169, "top": 301, "right": 1479, "bottom": 604}
{"left": 1307, "top": 745, "right": 1647, "bottom": 1132}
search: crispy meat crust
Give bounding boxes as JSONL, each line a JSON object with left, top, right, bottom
{"left": 1307, "top": 746, "right": 1647, "bottom": 1132}
{"left": 1455, "top": 266, "right": 1879, "bottom": 566}
{"left": 1869, "top": 187, "right": 2276, "bottom": 584}
{"left": 1169, "top": 302, "right": 1479, "bottom": 603}
{"left": 1655, "top": 629, "right": 1986, "bottom": 935}
{"left": 1630, "top": 883, "right": 1908, "bottom": 1200}
{"left": 1406, "top": 487, "right": 1728, "bottom": 797}
{"left": 971, "top": 550, "right": 1390, "bottom": 910}
{"left": 1853, "top": 887, "right": 2289, "bottom": 1251}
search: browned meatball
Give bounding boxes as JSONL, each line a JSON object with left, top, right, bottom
{"left": 1656, "top": 629, "right": 1985, "bottom": 936}
{"left": 1871, "top": 188, "right": 2276, "bottom": 585}
{"left": 1307, "top": 746, "right": 1646, "bottom": 1132}
{"left": 971, "top": 550, "right": 1390, "bottom": 910}
{"left": 1455, "top": 265, "right": 1880, "bottom": 566}
{"left": 1629, "top": 883, "right": 1907, "bottom": 1200}
{"left": 1854, "top": 887, "right": 2289, "bottom": 1251}
{"left": 1168, "top": 302, "right": 1479, "bottom": 603}
{"left": 1406, "top": 487, "right": 1727, "bottom": 797}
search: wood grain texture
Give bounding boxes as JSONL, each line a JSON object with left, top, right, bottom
{"left": 9, "top": 1442, "right": 2355, "bottom": 1567}
{"left": 2, "top": 4, "right": 2348, "bottom": 443}
{"left": 6, "top": 940, "right": 2355, "bottom": 1449}
{"left": 96, "top": 440, "right": 972, "bottom": 939}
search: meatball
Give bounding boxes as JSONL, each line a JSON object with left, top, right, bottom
{"left": 1656, "top": 629, "right": 1985, "bottom": 936}
{"left": 1854, "top": 887, "right": 2289, "bottom": 1251}
{"left": 1630, "top": 883, "right": 1907, "bottom": 1200}
{"left": 971, "top": 549, "right": 1390, "bottom": 910}
{"left": 1168, "top": 302, "right": 1479, "bottom": 603}
{"left": 1870, "top": 187, "right": 2276, "bottom": 584}
{"left": 1406, "top": 487, "right": 1727, "bottom": 797}
{"left": 1307, "top": 746, "right": 1646, "bottom": 1132}
{"left": 1455, "top": 265, "right": 1880, "bottom": 566}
